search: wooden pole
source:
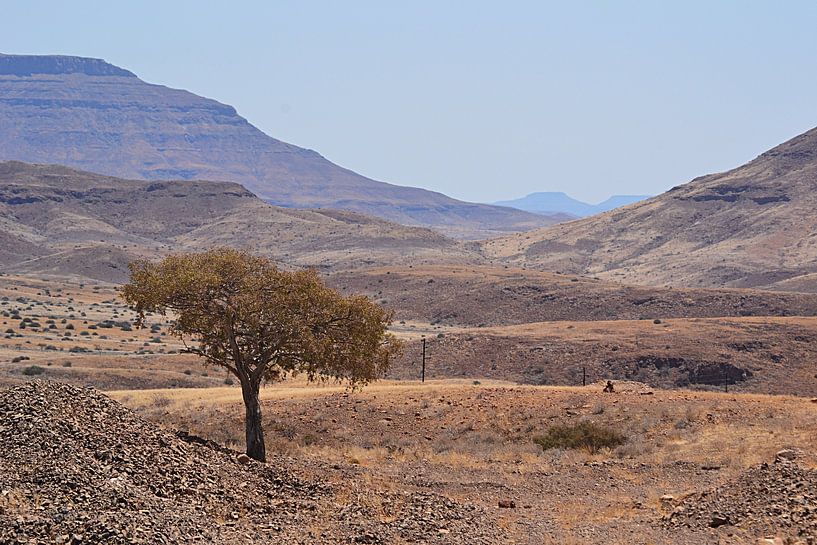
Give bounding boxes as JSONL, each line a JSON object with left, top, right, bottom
{"left": 582, "top": 366, "right": 586, "bottom": 386}
{"left": 421, "top": 338, "right": 426, "bottom": 383}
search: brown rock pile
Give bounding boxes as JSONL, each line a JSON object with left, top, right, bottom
{"left": 664, "top": 457, "right": 817, "bottom": 543}
{"left": 0, "top": 381, "right": 502, "bottom": 544}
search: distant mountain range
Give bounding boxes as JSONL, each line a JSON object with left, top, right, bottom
{"left": 483, "top": 125, "right": 817, "bottom": 291}
{"left": 493, "top": 192, "right": 650, "bottom": 217}
{"left": 0, "top": 53, "right": 564, "bottom": 239}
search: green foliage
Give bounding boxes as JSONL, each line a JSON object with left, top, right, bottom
{"left": 21, "top": 365, "right": 45, "bottom": 376}
{"left": 121, "top": 248, "right": 403, "bottom": 462}
{"left": 533, "top": 421, "right": 626, "bottom": 454}
{"left": 121, "top": 248, "right": 403, "bottom": 387}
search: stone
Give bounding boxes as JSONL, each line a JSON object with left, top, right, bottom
{"left": 709, "top": 515, "right": 731, "bottom": 528}
{"left": 236, "top": 453, "right": 251, "bottom": 465}
{"left": 775, "top": 449, "right": 797, "bottom": 462}
{"left": 498, "top": 500, "right": 516, "bottom": 509}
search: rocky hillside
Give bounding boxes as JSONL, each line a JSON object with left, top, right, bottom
{"left": 329, "top": 265, "right": 817, "bottom": 327}
{"left": 483, "top": 125, "right": 817, "bottom": 290}
{"left": 0, "top": 53, "right": 559, "bottom": 239}
{"left": 0, "top": 161, "right": 481, "bottom": 281}
{"left": 0, "top": 381, "right": 502, "bottom": 544}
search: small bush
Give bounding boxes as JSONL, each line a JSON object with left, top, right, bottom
{"left": 21, "top": 365, "right": 45, "bottom": 376}
{"left": 533, "top": 421, "right": 626, "bottom": 454}
{"left": 152, "top": 395, "right": 172, "bottom": 408}
{"left": 224, "top": 377, "right": 234, "bottom": 386}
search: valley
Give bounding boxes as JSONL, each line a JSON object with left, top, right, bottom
{"left": 2, "top": 41, "right": 817, "bottom": 544}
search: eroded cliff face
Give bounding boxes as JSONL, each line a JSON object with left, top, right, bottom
{"left": 0, "top": 54, "right": 558, "bottom": 238}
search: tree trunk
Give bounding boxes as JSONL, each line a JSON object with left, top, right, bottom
{"left": 241, "top": 381, "right": 266, "bottom": 462}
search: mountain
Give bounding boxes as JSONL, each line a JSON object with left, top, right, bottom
{"left": 483, "top": 125, "right": 817, "bottom": 290}
{"left": 0, "top": 53, "right": 561, "bottom": 239}
{"left": 493, "top": 192, "right": 649, "bottom": 217}
{"left": 0, "top": 161, "right": 481, "bottom": 282}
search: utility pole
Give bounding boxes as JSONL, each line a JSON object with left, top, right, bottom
{"left": 582, "top": 366, "right": 586, "bottom": 387}
{"left": 421, "top": 337, "right": 426, "bottom": 383}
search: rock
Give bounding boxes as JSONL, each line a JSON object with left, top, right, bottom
{"left": 498, "top": 500, "right": 516, "bottom": 509}
{"left": 236, "top": 453, "right": 251, "bottom": 465}
{"left": 709, "top": 515, "right": 731, "bottom": 528}
{"left": 775, "top": 449, "right": 797, "bottom": 462}
{"left": 659, "top": 494, "right": 675, "bottom": 508}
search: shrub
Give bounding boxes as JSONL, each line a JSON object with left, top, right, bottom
{"left": 11, "top": 356, "right": 31, "bottom": 363}
{"left": 224, "top": 377, "right": 234, "bottom": 386}
{"left": 533, "top": 421, "right": 626, "bottom": 454}
{"left": 21, "top": 365, "right": 45, "bottom": 376}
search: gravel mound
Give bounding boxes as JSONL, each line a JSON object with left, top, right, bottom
{"left": 665, "top": 458, "right": 817, "bottom": 543}
{"left": 0, "top": 381, "right": 502, "bottom": 544}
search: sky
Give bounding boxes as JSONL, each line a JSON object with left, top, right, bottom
{"left": 3, "top": 1, "right": 817, "bottom": 203}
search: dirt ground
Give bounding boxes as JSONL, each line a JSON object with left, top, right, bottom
{"left": 111, "top": 379, "right": 817, "bottom": 544}
{"left": 4, "top": 273, "right": 817, "bottom": 397}
{"left": 3, "top": 272, "right": 817, "bottom": 542}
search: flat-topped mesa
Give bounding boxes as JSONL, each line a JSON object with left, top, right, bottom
{"left": 0, "top": 53, "right": 135, "bottom": 77}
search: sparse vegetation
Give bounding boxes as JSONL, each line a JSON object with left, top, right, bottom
{"left": 121, "top": 248, "right": 403, "bottom": 462}
{"left": 533, "top": 421, "right": 627, "bottom": 453}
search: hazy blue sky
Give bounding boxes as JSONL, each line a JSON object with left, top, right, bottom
{"left": 4, "top": 1, "right": 817, "bottom": 202}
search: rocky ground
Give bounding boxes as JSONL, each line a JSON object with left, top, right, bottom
{"left": 112, "top": 379, "right": 817, "bottom": 544}
{"left": 0, "top": 381, "right": 503, "bottom": 544}
{"left": 666, "top": 452, "right": 817, "bottom": 543}
{"left": 6, "top": 274, "right": 817, "bottom": 397}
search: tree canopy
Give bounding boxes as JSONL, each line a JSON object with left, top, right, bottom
{"left": 121, "top": 248, "right": 402, "bottom": 461}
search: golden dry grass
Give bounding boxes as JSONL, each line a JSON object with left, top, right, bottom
{"left": 110, "top": 379, "right": 817, "bottom": 542}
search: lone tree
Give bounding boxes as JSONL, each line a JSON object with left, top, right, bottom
{"left": 121, "top": 248, "right": 402, "bottom": 462}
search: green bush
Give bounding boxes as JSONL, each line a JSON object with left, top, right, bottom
{"left": 21, "top": 365, "right": 45, "bottom": 376}
{"left": 533, "top": 421, "right": 626, "bottom": 454}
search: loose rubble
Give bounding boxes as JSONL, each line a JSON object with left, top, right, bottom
{"left": 0, "top": 381, "right": 503, "bottom": 544}
{"left": 664, "top": 457, "right": 817, "bottom": 543}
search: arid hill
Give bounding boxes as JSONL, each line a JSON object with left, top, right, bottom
{"left": 483, "top": 125, "right": 817, "bottom": 290}
{"left": 328, "top": 265, "right": 817, "bottom": 327}
{"left": 0, "top": 161, "right": 480, "bottom": 281}
{"left": 0, "top": 53, "right": 561, "bottom": 239}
